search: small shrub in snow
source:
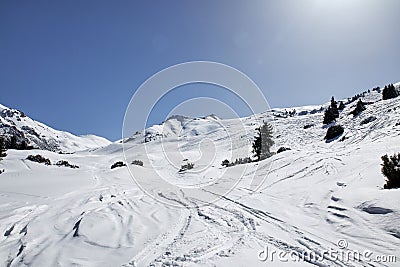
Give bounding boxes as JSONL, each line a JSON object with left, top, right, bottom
{"left": 56, "top": 160, "right": 79, "bottom": 169}
{"left": 222, "top": 157, "right": 253, "bottom": 167}
{"left": 372, "top": 86, "right": 381, "bottom": 93}
{"left": 310, "top": 107, "right": 324, "bottom": 114}
{"left": 360, "top": 116, "right": 377, "bottom": 125}
{"left": 221, "top": 159, "right": 230, "bottom": 167}
{"left": 111, "top": 161, "right": 126, "bottom": 169}
{"left": 277, "top": 147, "right": 291, "bottom": 154}
{"left": 131, "top": 160, "right": 143, "bottom": 166}
{"left": 348, "top": 94, "right": 361, "bottom": 104}
{"left": 324, "top": 125, "right": 344, "bottom": 141}
{"left": 26, "top": 154, "right": 51, "bottom": 165}
{"left": 381, "top": 153, "right": 400, "bottom": 189}
{"left": 179, "top": 162, "right": 194, "bottom": 172}
{"left": 235, "top": 157, "right": 252, "bottom": 164}
{"left": 303, "top": 124, "right": 314, "bottom": 129}
{"left": 58, "top": 151, "right": 74, "bottom": 154}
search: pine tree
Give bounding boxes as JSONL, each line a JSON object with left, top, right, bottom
{"left": 330, "top": 96, "right": 339, "bottom": 118}
{"left": 382, "top": 84, "right": 399, "bottom": 100}
{"left": 0, "top": 137, "right": 7, "bottom": 159}
{"left": 338, "top": 101, "right": 345, "bottom": 110}
{"left": 323, "top": 108, "right": 335, "bottom": 125}
{"left": 323, "top": 96, "right": 339, "bottom": 124}
{"left": 252, "top": 122, "right": 274, "bottom": 161}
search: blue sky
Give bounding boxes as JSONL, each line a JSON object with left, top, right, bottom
{"left": 1, "top": 0, "right": 399, "bottom": 141}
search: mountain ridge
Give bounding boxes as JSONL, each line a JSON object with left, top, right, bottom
{"left": 0, "top": 103, "right": 111, "bottom": 153}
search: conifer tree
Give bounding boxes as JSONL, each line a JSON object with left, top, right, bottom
{"left": 382, "top": 84, "right": 399, "bottom": 100}
{"left": 252, "top": 122, "right": 274, "bottom": 161}
{"left": 323, "top": 96, "right": 339, "bottom": 124}
{"left": 330, "top": 96, "right": 339, "bottom": 118}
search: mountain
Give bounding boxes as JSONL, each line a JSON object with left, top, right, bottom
{"left": 142, "top": 114, "right": 222, "bottom": 143}
{"left": 0, "top": 85, "right": 399, "bottom": 266}
{"left": 0, "top": 103, "right": 111, "bottom": 152}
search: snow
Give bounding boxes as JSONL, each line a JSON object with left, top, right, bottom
{"left": 0, "top": 103, "right": 111, "bottom": 152}
{"left": 0, "top": 103, "right": 7, "bottom": 112}
{"left": 1, "top": 90, "right": 400, "bottom": 266}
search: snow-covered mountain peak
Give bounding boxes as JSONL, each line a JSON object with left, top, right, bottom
{"left": 142, "top": 114, "right": 223, "bottom": 143}
{"left": 0, "top": 103, "right": 111, "bottom": 152}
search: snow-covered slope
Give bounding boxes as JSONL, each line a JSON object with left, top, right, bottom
{"left": 0, "top": 103, "right": 111, "bottom": 152}
{"left": 0, "top": 87, "right": 400, "bottom": 266}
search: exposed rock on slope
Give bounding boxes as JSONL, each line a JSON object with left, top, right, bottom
{"left": 0, "top": 104, "right": 110, "bottom": 152}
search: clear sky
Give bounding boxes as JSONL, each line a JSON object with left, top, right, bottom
{"left": 1, "top": 0, "right": 399, "bottom": 141}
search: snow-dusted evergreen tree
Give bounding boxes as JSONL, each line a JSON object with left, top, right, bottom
{"left": 323, "top": 96, "right": 339, "bottom": 124}
{"left": 382, "top": 84, "right": 399, "bottom": 100}
{"left": 330, "top": 96, "right": 339, "bottom": 115}
{"left": 252, "top": 122, "right": 274, "bottom": 161}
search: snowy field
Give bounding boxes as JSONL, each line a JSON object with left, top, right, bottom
{"left": 0, "top": 90, "right": 400, "bottom": 266}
